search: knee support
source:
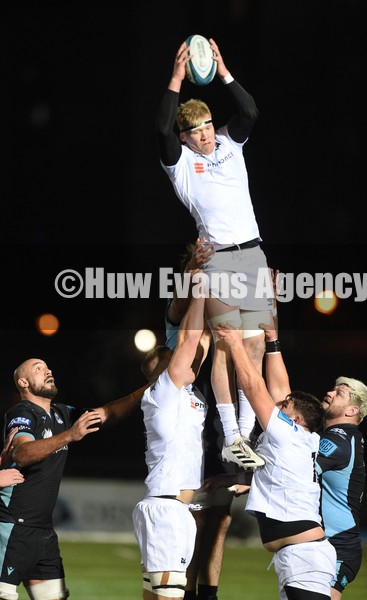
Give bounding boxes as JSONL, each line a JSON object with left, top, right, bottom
{"left": 0, "top": 582, "right": 18, "bottom": 600}
{"left": 25, "top": 579, "right": 69, "bottom": 600}
{"left": 148, "top": 571, "right": 187, "bottom": 598}
{"left": 240, "top": 309, "right": 271, "bottom": 339}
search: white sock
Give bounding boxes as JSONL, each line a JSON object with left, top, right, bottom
{"left": 237, "top": 388, "right": 256, "bottom": 439}
{"left": 216, "top": 403, "right": 240, "bottom": 446}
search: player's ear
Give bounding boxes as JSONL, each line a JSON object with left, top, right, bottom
{"left": 18, "top": 377, "right": 28, "bottom": 389}
{"left": 346, "top": 405, "right": 359, "bottom": 418}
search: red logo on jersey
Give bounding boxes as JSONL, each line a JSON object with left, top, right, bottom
{"left": 194, "top": 162, "right": 204, "bottom": 173}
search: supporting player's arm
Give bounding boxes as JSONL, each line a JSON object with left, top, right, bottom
{"left": 259, "top": 312, "right": 291, "bottom": 406}
{"left": 168, "top": 238, "right": 215, "bottom": 325}
{"left": 168, "top": 289, "right": 205, "bottom": 389}
{"left": 215, "top": 323, "right": 274, "bottom": 430}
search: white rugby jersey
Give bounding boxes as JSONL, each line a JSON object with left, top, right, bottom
{"left": 161, "top": 126, "right": 260, "bottom": 245}
{"left": 142, "top": 369, "right": 207, "bottom": 497}
{"left": 246, "top": 406, "right": 322, "bottom": 523}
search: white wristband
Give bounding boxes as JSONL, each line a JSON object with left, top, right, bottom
{"left": 221, "top": 73, "right": 234, "bottom": 85}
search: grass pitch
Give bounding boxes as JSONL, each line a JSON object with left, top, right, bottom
{"left": 16, "top": 539, "right": 366, "bottom": 600}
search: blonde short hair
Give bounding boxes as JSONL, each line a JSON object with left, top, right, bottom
{"left": 336, "top": 376, "right": 367, "bottom": 423}
{"left": 177, "top": 99, "right": 212, "bottom": 132}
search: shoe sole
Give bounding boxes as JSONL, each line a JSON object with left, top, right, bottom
{"left": 221, "top": 449, "right": 265, "bottom": 469}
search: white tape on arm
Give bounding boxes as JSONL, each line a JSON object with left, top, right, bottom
{"left": 221, "top": 73, "right": 234, "bottom": 84}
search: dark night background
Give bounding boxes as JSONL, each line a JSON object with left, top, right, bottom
{"left": 1, "top": 1, "right": 366, "bottom": 481}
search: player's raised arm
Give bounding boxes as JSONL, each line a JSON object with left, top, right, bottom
{"left": 214, "top": 323, "right": 274, "bottom": 430}
{"left": 209, "top": 38, "right": 259, "bottom": 141}
{"left": 168, "top": 289, "right": 205, "bottom": 390}
{"left": 259, "top": 313, "right": 291, "bottom": 406}
{"left": 94, "top": 383, "right": 149, "bottom": 427}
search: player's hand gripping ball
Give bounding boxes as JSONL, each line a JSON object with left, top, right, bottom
{"left": 185, "top": 34, "right": 217, "bottom": 86}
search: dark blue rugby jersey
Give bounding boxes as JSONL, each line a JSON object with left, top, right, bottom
{"left": 316, "top": 424, "right": 365, "bottom": 558}
{"left": 0, "top": 400, "right": 85, "bottom": 528}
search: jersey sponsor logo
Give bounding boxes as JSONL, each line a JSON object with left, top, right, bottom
{"left": 194, "top": 162, "right": 204, "bottom": 173}
{"left": 194, "top": 152, "right": 235, "bottom": 173}
{"left": 7, "top": 567, "right": 14, "bottom": 575}
{"left": 206, "top": 150, "right": 234, "bottom": 170}
{"left": 55, "top": 445, "right": 68, "bottom": 453}
{"left": 188, "top": 389, "right": 206, "bottom": 411}
{"left": 43, "top": 430, "right": 68, "bottom": 454}
{"left": 190, "top": 398, "right": 206, "bottom": 411}
{"left": 8, "top": 417, "right": 32, "bottom": 427}
{"left": 318, "top": 438, "right": 337, "bottom": 456}
{"left": 16, "top": 425, "right": 32, "bottom": 432}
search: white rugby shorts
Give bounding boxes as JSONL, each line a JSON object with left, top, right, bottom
{"left": 273, "top": 538, "right": 337, "bottom": 599}
{"left": 132, "top": 497, "right": 197, "bottom": 572}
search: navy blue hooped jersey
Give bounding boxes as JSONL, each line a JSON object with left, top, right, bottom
{"left": 0, "top": 400, "right": 85, "bottom": 528}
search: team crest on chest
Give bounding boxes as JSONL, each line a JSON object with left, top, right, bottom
{"left": 54, "top": 412, "right": 64, "bottom": 424}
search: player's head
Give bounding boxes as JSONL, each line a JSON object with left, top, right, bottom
{"left": 177, "top": 99, "right": 211, "bottom": 132}
{"left": 141, "top": 345, "right": 173, "bottom": 383}
{"left": 323, "top": 376, "right": 367, "bottom": 424}
{"left": 13, "top": 358, "right": 58, "bottom": 400}
{"left": 280, "top": 391, "right": 324, "bottom": 432}
{"left": 177, "top": 99, "right": 215, "bottom": 155}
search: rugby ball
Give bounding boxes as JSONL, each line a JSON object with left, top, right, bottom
{"left": 185, "top": 34, "right": 217, "bottom": 86}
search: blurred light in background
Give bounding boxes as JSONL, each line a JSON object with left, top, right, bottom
{"left": 134, "top": 329, "right": 156, "bottom": 352}
{"left": 314, "top": 290, "right": 338, "bottom": 315}
{"left": 36, "top": 313, "right": 60, "bottom": 336}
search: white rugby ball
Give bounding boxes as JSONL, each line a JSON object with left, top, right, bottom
{"left": 185, "top": 34, "right": 217, "bottom": 86}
